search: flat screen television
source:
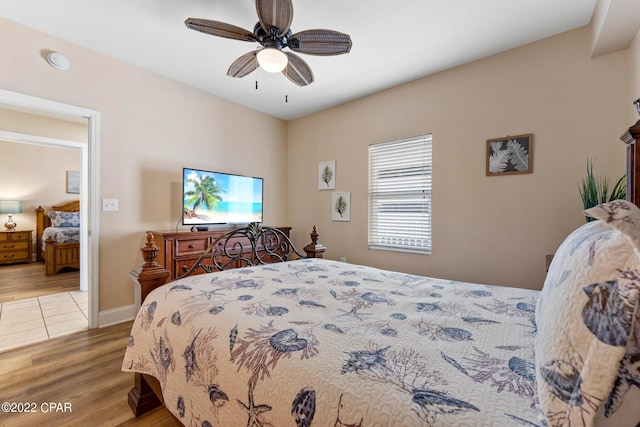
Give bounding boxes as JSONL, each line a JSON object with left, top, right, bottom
{"left": 182, "top": 168, "right": 263, "bottom": 225}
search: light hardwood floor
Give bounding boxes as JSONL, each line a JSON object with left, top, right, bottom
{"left": 0, "top": 320, "right": 178, "bottom": 426}
{"left": 0, "top": 262, "right": 80, "bottom": 303}
{"left": 0, "top": 263, "right": 176, "bottom": 425}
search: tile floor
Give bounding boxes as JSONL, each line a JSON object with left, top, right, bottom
{"left": 0, "top": 291, "right": 88, "bottom": 353}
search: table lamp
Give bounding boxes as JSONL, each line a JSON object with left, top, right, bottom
{"left": 0, "top": 200, "right": 22, "bottom": 231}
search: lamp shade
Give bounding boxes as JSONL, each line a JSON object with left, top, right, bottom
{"left": 256, "top": 48, "right": 288, "bottom": 73}
{"left": 0, "top": 200, "right": 22, "bottom": 214}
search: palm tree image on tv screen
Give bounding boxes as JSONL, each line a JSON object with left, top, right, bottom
{"left": 183, "top": 168, "right": 263, "bottom": 225}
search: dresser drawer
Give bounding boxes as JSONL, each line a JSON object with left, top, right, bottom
{"left": 175, "top": 238, "right": 209, "bottom": 256}
{"left": 214, "top": 236, "right": 249, "bottom": 254}
{"left": 174, "top": 256, "right": 217, "bottom": 277}
{"left": 0, "top": 241, "right": 29, "bottom": 251}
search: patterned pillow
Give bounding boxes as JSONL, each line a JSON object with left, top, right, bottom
{"left": 535, "top": 200, "right": 640, "bottom": 426}
{"left": 585, "top": 199, "right": 640, "bottom": 252}
{"left": 47, "top": 211, "right": 80, "bottom": 227}
{"left": 585, "top": 200, "right": 640, "bottom": 426}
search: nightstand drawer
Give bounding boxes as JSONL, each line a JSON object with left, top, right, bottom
{"left": 10, "top": 231, "right": 31, "bottom": 241}
{"left": 0, "top": 241, "right": 29, "bottom": 251}
{"left": 0, "top": 250, "right": 30, "bottom": 262}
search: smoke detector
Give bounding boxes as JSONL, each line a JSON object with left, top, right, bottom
{"left": 46, "top": 52, "right": 70, "bottom": 70}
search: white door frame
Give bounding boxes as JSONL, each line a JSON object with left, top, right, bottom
{"left": 0, "top": 88, "right": 100, "bottom": 329}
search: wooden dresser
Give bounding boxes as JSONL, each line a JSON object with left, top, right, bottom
{"left": 0, "top": 230, "right": 33, "bottom": 265}
{"left": 150, "top": 226, "right": 292, "bottom": 280}
{"left": 621, "top": 98, "right": 640, "bottom": 204}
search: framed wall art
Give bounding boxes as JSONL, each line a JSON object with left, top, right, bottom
{"left": 318, "top": 161, "right": 336, "bottom": 190}
{"left": 486, "top": 134, "right": 533, "bottom": 176}
{"left": 66, "top": 170, "right": 80, "bottom": 194}
{"left": 332, "top": 191, "right": 350, "bottom": 221}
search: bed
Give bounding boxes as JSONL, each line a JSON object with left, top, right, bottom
{"left": 35, "top": 200, "right": 80, "bottom": 276}
{"left": 123, "top": 112, "right": 640, "bottom": 426}
{"left": 123, "top": 215, "right": 640, "bottom": 426}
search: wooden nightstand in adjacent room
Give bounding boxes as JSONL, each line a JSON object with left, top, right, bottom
{"left": 0, "top": 230, "right": 33, "bottom": 265}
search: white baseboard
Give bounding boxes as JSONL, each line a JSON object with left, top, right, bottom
{"left": 98, "top": 304, "right": 138, "bottom": 327}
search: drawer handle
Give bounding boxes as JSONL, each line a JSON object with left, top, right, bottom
{"left": 182, "top": 265, "right": 188, "bottom": 272}
{"left": 188, "top": 244, "right": 196, "bottom": 249}
{"left": 3, "top": 245, "right": 14, "bottom": 249}
{"left": 3, "top": 254, "right": 15, "bottom": 259}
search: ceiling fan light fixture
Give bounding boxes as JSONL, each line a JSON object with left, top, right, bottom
{"left": 256, "top": 47, "right": 288, "bottom": 73}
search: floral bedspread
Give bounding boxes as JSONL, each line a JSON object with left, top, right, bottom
{"left": 122, "top": 258, "right": 541, "bottom": 426}
{"left": 41, "top": 226, "right": 80, "bottom": 245}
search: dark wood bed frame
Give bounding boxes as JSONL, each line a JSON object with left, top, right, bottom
{"left": 35, "top": 200, "right": 80, "bottom": 276}
{"left": 126, "top": 98, "right": 640, "bottom": 421}
{"left": 127, "top": 223, "right": 326, "bottom": 417}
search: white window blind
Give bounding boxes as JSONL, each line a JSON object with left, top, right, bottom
{"left": 368, "top": 134, "right": 432, "bottom": 254}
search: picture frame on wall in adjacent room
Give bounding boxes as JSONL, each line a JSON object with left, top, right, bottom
{"left": 318, "top": 161, "right": 336, "bottom": 190}
{"left": 66, "top": 170, "right": 80, "bottom": 194}
{"left": 486, "top": 133, "right": 533, "bottom": 176}
{"left": 332, "top": 191, "right": 350, "bottom": 221}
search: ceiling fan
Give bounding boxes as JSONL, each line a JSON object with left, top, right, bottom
{"left": 185, "top": 0, "right": 352, "bottom": 87}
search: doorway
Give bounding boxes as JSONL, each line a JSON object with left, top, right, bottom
{"left": 0, "top": 137, "right": 85, "bottom": 350}
{"left": 0, "top": 89, "right": 100, "bottom": 334}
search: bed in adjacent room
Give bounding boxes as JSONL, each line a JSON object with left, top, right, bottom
{"left": 35, "top": 200, "right": 80, "bottom": 276}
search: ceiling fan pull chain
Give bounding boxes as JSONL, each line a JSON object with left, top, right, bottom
{"left": 284, "top": 67, "right": 288, "bottom": 103}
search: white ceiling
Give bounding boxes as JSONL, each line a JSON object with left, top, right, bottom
{"left": 0, "top": 0, "right": 598, "bottom": 121}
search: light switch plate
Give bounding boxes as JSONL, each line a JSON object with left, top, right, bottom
{"left": 102, "top": 198, "right": 118, "bottom": 211}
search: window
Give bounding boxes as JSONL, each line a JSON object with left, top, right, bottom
{"left": 368, "top": 134, "right": 432, "bottom": 254}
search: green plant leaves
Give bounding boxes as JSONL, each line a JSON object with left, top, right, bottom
{"left": 579, "top": 159, "right": 626, "bottom": 222}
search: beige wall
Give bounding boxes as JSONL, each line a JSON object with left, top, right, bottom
{"left": 0, "top": 140, "right": 82, "bottom": 246}
{"left": 0, "top": 17, "right": 288, "bottom": 313}
{"left": 0, "top": 108, "right": 85, "bottom": 248}
{"left": 288, "top": 26, "right": 628, "bottom": 291}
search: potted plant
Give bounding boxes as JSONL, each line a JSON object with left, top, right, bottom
{"left": 579, "top": 159, "right": 626, "bottom": 222}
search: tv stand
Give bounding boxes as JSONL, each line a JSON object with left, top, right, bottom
{"left": 149, "top": 226, "right": 292, "bottom": 280}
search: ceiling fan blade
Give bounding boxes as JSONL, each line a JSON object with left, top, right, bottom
{"left": 256, "top": 0, "right": 293, "bottom": 37}
{"left": 288, "top": 30, "right": 352, "bottom": 56}
{"left": 283, "top": 52, "right": 314, "bottom": 86}
{"left": 227, "top": 51, "right": 259, "bottom": 78}
{"left": 185, "top": 18, "right": 258, "bottom": 42}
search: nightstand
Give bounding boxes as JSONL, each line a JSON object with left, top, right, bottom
{"left": 0, "top": 230, "right": 33, "bottom": 265}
